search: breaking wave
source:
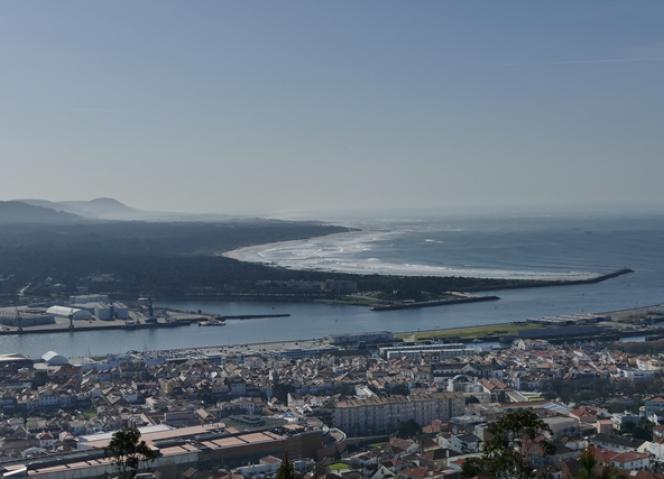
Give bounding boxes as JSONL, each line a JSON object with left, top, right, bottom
{"left": 223, "top": 229, "right": 597, "bottom": 281}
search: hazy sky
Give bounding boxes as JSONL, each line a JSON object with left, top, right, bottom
{"left": 1, "top": 1, "right": 663, "bottom": 215}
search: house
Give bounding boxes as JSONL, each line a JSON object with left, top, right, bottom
{"left": 371, "top": 465, "right": 396, "bottom": 479}
{"left": 609, "top": 451, "right": 650, "bottom": 471}
{"left": 543, "top": 416, "right": 580, "bottom": 439}
{"left": 595, "top": 419, "right": 613, "bottom": 435}
{"left": 398, "top": 466, "right": 430, "bottom": 479}
{"left": 449, "top": 433, "right": 481, "bottom": 453}
{"left": 638, "top": 440, "right": 664, "bottom": 461}
{"left": 478, "top": 378, "right": 509, "bottom": 402}
{"left": 591, "top": 433, "right": 645, "bottom": 452}
{"left": 590, "top": 446, "right": 652, "bottom": 473}
{"left": 645, "top": 397, "right": 664, "bottom": 417}
{"left": 37, "top": 431, "right": 57, "bottom": 449}
{"left": 389, "top": 437, "right": 420, "bottom": 455}
{"left": 570, "top": 405, "right": 599, "bottom": 424}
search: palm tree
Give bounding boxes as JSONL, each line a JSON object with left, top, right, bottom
{"left": 579, "top": 448, "right": 596, "bottom": 479}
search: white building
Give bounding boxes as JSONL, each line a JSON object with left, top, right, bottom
{"left": 71, "top": 302, "right": 129, "bottom": 321}
{"left": 46, "top": 306, "right": 92, "bottom": 321}
{"left": 385, "top": 348, "right": 475, "bottom": 360}
{"left": 42, "top": 351, "right": 68, "bottom": 366}
{"left": 448, "top": 433, "right": 481, "bottom": 453}
{"left": 608, "top": 451, "right": 650, "bottom": 471}
{"left": 379, "top": 343, "right": 473, "bottom": 359}
{"left": 639, "top": 441, "right": 664, "bottom": 461}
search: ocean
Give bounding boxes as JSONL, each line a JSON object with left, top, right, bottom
{"left": 228, "top": 213, "right": 664, "bottom": 284}
{"left": 3, "top": 213, "right": 663, "bottom": 358}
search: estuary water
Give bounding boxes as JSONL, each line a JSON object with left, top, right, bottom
{"left": 2, "top": 213, "right": 663, "bottom": 358}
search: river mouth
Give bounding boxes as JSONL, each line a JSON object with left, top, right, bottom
{"left": 5, "top": 215, "right": 660, "bottom": 358}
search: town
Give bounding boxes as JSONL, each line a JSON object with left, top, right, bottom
{"left": 1, "top": 323, "right": 664, "bottom": 478}
{"left": 3, "top": 0, "right": 663, "bottom": 478}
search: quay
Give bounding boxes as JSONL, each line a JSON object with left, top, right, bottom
{"left": 0, "top": 307, "right": 294, "bottom": 336}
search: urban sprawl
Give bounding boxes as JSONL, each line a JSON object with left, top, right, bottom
{"left": 2, "top": 304, "right": 664, "bottom": 479}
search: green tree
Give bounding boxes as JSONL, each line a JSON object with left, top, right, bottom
{"left": 106, "top": 427, "right": 158, "bottom": 479}
{"left": 276, "top": 452, "right": 296, "bottom": 479}
{"left": 396, "top": 419, "right": 421, "bottom": 438}
{"left": 598, "top": 466, "right": 627, "bottom": 479}
{"left": 314, "top": 461, "right": 328, "bottom": 478}
{"left": 621, "top": 417, "right": 653, "bottom": 440}
{"left": 578, "top": 448, "right": 597, "bottom": 479}
{"left": 461, "top": 410, "right": 554, "bottom": 479}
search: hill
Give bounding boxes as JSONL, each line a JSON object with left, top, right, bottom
{"left": 0, "top": 201, "right": 82, "bottom": 224}
{"left": 21, "top": 197, "right": 145, "bottom": 221}
{"left": 58, "top": 197, "right": 144, "bottom": 220}
{"left": 20, "top": 197, "right": 238, "bottom": 222}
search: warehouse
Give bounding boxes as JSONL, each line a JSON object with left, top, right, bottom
{"left": 45, "top": 306, "right": 92, "bottom": 321}
{"left": 0, "top": 353, "right": 33, "bottom": 369}
{"left": 41, "top": 351, "right": 69, "bottom": 366}
{"left": 70, "top": 302, "right": 129, "bottom": 321}
{"left": 3, "top": 421, "right": 342, "bottom": 478}
{"left": 0, "top": 307, "right": 55, "bottom": 327}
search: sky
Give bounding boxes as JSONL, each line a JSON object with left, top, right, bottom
{"left": 1, "top": 1, "right": 663, "bottom": 216}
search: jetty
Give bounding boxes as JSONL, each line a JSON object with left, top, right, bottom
{"left": 371, "top": 294, "right": 499, "bottom": 311}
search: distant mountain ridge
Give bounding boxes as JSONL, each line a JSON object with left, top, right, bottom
{"left": 21, "top": 197, "right": 142, "bottom": 221}
{"left": 10, "top": 198, "right": 239, "bottom": 223}
{"left": 0, "top": 201, "right": 83, "bottom": 224}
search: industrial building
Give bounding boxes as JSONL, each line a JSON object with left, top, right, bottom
{"left": 70, "top": 302, "right": 129, "bottom": 321}
{"left": 45, "top": 306, "right": 92, "bottom": 321}
{"left": 0, "top": 354, "right": 33, "bottom": 370}
{"left": 379, "top": 342, "right": 475, "bottom": 359}
{"left": 41, "top": 351, "right": 69, "bottom": 366}
{"left": 0, "top": 307, "right": 55, "bottom": 327}
{"left": 0, "top": 419, "right": 345, "bottom": 479}
{"left": 68, "top": 294, "right": 109, "bottom": 305}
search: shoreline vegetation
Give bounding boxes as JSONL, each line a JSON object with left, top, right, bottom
{"left": 152, "top": 267, "right": 633, "bottom": 308}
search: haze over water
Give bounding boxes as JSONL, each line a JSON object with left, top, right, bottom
{"left": 3, "top": 213, "right": 663, "bottom": 358}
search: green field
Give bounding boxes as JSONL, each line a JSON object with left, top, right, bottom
{"left": 397, "top": 322, "right": 540, "bottom": 341}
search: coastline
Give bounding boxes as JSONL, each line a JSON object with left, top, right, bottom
{"left": 222, "top": 229, "right": 635, "bottom": 297}
{"left": 222, "top": 229, "right": 614, "bottom": 282}
{"left": 221, "top": 229, "right": 366, "bottom": 264}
